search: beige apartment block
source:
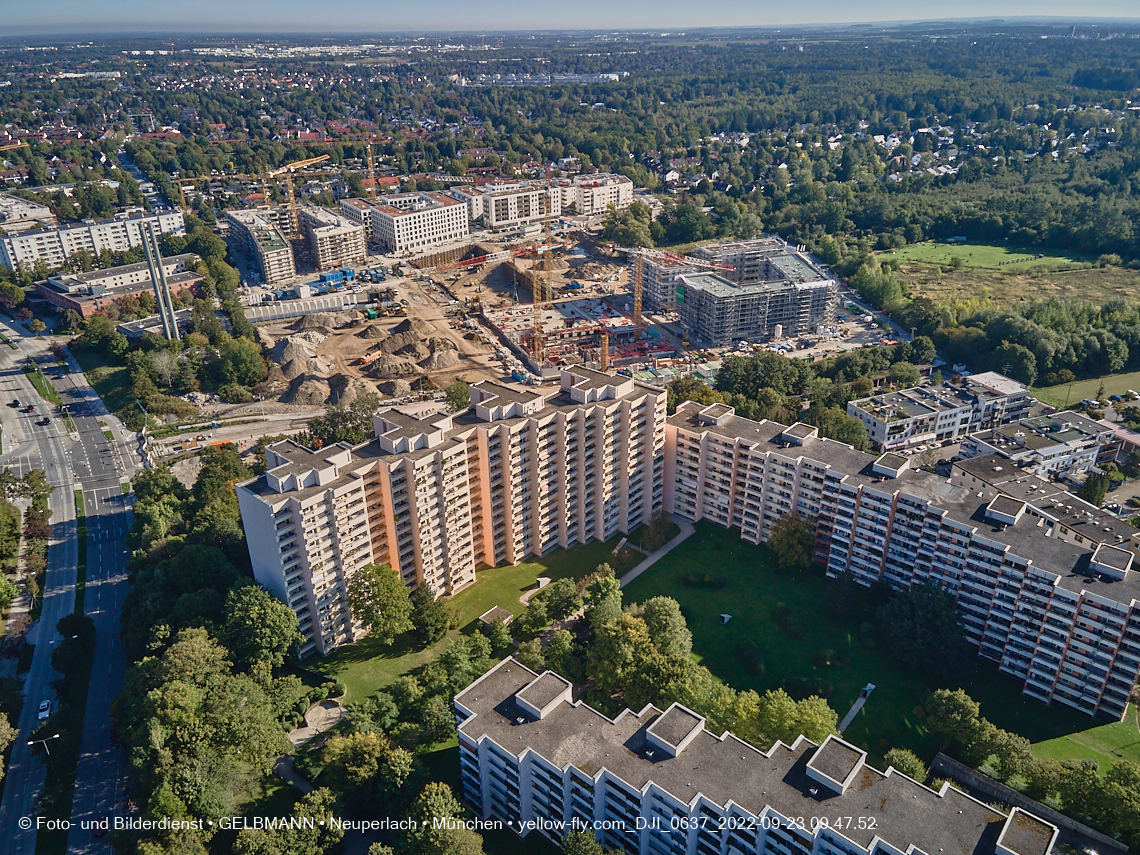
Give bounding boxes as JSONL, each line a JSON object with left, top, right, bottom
{"left": 237, "top": 368, "right": 666, "bottom": 656}
{"left": 0, "top": 209, "right": 184, "bottom": 271}
{"left": 225, "top": 209, "right": 296, "bottom": 286}
{"left": 665, "top": 400, "right": 1140, "bottom": 719}
{"left": 298, "top": 206, "right": 366, "bottom": 271}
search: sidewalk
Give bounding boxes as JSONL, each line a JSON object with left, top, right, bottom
{"left": 618, "top": 515, "right": 695, "bottom": 588}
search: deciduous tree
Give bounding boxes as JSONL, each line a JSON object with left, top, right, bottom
{"left": 347, "top": 563, "right": 413, "bottom": 646}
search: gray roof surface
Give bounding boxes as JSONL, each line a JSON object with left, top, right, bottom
{"left": 457, "top": 659, "right": 1017, "bottom": 855}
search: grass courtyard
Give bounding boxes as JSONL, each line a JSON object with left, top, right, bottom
{"left": 623, "top": 521, "right": 1139, "bottom": 771}
{"left": 314, "top": 532, "right": 635, "bottom": 701}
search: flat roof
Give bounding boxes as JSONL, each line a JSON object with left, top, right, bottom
{"left": 456, "top": 659, "right": 1033, "bottom": 855}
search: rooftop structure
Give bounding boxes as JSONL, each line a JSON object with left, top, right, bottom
{"left": 848, "top": 372, "right": 1034, "bottom": 450}
{"left": 35, "top": 253, "right": 201, "bottom": 317}
{"left": 961, "top": 411, "right": 1113, "bottom": 476}
{"left": 454, "top": 657, "right": 1059, "bottom": 855}
{"left": 666, "top": 399, "right": 1140, "bottom": 719}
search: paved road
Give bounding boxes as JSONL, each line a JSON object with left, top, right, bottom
{"left": 0, "top": 330, "right": 138, "bottom": 855}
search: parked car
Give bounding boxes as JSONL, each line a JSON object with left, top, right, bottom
{"left": 37, "top": 700, "right": 51, "bottom": 721}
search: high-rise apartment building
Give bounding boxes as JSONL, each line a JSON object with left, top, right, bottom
{"left": 665, "top": 399, "right": 1140, "bottom": 719}
{"left": 0, "top": 209, "right": 184, "bottom": 271}
{"left": 225, "top": 210, "right": 296, "bottom": 286}
{"left": 298, "top": 206, "right": 366, "bottom": 271}
{"left": 236, "top": 369, "right": 666, "bottom": 656}
{"left": 557, "top": 173, "right": 634, "bottom": 215}
{"left": 455, "top": 657, "right": 1060, "bottom": 855}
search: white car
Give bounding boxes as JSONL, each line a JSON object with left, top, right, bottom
{"left": 37, "top": 700, "right": 51, "bottom": 721}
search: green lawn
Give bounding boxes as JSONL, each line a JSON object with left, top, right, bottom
{"left": 1032, "top": 370, "right": 1140, "bottom": 409}
{"left": 624, "top": 521, "right": 1126, "bottom": 769}
{"left": 314, "top": 533, "right": 632, "bottom": 701}
{"left": 884, "top": 241, "right": 1092, "bottom": 270}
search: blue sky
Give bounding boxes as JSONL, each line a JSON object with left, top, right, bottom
{"left": 7, "top": 1, "right": 1140, "bottom": 35}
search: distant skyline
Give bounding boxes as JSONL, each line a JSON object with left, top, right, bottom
{"left": 6, "top": 1, "right": 1140, "bottom": 37}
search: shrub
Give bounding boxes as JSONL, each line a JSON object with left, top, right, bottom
{"left": 737, "top": 641, "right": 765, "bottom": 676}
{"left": 773, "top": 602, "right": 801, "bottom": 639}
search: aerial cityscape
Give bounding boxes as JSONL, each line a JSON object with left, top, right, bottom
{"left": 3, "top": 10, "right": 1140, "bottom": 855}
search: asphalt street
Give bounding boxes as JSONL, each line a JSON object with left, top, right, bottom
{"left": 0, "top": 328, "right": 137, "bottom": 855}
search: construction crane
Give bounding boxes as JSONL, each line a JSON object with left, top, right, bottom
{"left": 605, "top": 245, "right": 736, "bottom": 329}
{"left": 532, "top": 164, "right": 556, "bottom": 363}
{"left": 0, "top": 141, "right": 29, "bottom": 153}
{"left": 597, "top": 325, "right": 610, "bottom": 373}
{"left": 268, "top": 154, "right": 330, "bottom": 236}
{"left": 366, "top": 142, "right": 377, "bottom": 202}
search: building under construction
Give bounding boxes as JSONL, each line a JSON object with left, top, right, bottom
{"left": 641, "top": 236, "right": 837, "bottom": 318}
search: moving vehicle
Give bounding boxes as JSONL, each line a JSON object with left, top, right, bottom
{"left": 23, "top": 405, "right": 35, "bottom": 413}
{"left": 37, "top": 700, "right": 51, "bottom": 721}
{"left": 38, "top": 418, "right": 51, "bottom": 426}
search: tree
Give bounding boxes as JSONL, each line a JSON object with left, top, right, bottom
{"left": 225, "top": 583, "right": 303, "bottom": 669}
{"left": 347, "top": 563, "right": 413, "bottom": 645}
{"left": 877, "top": 581, "right": 969, "bottom": 679}
{"left": 562, "top": 831, "right": 607, "bottom": 855}
{"left": 410, "top": 584, "right": 449, "bottom": 647}
{"left": 986, "top": 727, "right": 1034, "bottom": 782}
{"left": 396, "top": 783, "right": 484, "bottom": 855}
{"left": 583, "top": 574, "right": 622, "bottom": 630}
{"left": 627, "top": 597, "right": 692, "bottom": 660}
{"left": 537, "top": 578, "right": 581, "bottom": 621}
{"left": 792, "top": 695, "right": 840, "bottom": 744}
{"left": 544, "top": 630, "right": 579, "bottom": 679}
{"left": 1024, "top": 757, "right": 1065, "bottom": 801}
{"left": 516, "top": 638, "right": 546, "bottom": 671}
{"left": 0, "top": 713, "right": 15, "bottom": 782}
{"left": 602, "top": 201, "right": 654, "bottom": 248}
{"left": 234, "top": 787, "right": 344, "bottom": 855}
{"left": 884, "top": 748, "right": 927, "bottom": 781}
{"left": 29, "top": 319, "right": 45, "bottom": 333}
{"left": 0, "top": 576, "right": 17, "bottom": 610}
{"left": 516, "top": 598, "right": 550, "bottom": 635}
{"left": 482, "top": 616, "right": 514, "bottom": 654}
{"left": 305, "top": 393, "right": 382, "bottom": 447}
{"left": 1077, "top": 473, "right": 1109, "bottom": 508}
{"left": 766, "top": 514, "right": 817, "bottom": 573}
{"left": 588, "top": 614, "right": 654, "bottom": 695}
{"left": 667, "top": 374, "right": 721, "bottom": 414}
{"left": 923, "top": 689, "right": 981, "bottom": 750}
{"left": 994, "top": 341, "right": 1037, "bottom": 386}
{"left": 444, "top": 380, "right": 470, "bottom": 412}
{"left": 888, "top": 361, "right": 921, "bottom": 387}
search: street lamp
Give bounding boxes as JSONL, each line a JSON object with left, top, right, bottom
{"left": 27, "top": 733, "right": 61, "bottom": 784}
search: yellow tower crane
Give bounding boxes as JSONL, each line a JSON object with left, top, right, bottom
{"left": 268, "top": 154, "right": 330, "bottom": 236}
{"left": 0, "top": 142, "right": 30, "bottom": 153}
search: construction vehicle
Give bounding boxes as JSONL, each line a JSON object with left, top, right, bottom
{"left": 604, "top": 245, "right": 736, "bottom": 329}
{"left": 268, "top": 154, "right": 331, "bottom": 236}
{"left": 363, "top": 309, "right": 379, "bottom": 320}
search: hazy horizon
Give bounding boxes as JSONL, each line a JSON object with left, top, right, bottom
{"left": 6, "top": 1, "right": 1140, "bottom": 37}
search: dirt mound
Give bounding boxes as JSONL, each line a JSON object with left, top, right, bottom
{"left": 253, "top": 365, "right": 290, "bottom": 398}
{"left": 329, "top": 375, "right": 376, "bottom": 407}
{"left": 256, "top": 328, "right": 277, "bottom": 350}
{"left": 379, "top": 330, "right": 421, "bottom": 353}
{"left": 367, "top": 355, "right": 419, "bottom": 378}
{"left": 282, "top": 376, "right": 332, "bottom": 406}
{"left": 419, "top": 349, "right": 460, "bottom": 371}
{"left": 377, "top": 379, "right": 413, "bottom": 397}
{"left": 280, "top": 358, "right": 309, "bottom": 381}
{"left": 275, "top": 338, "right": 314, "bottom": 364}
{"left": 292, "top": 312, "right": 339, "bottom": 333}
{"left": 389, "top": 317, "right": 434, "bottom": 337}
{"left": 292, "top": 331, "right": 326, "bottom": 346}
{"left": 359, "top": 324, "right": 387, "bottom": 340}
{"left": 394, "top": 341, "right": 432, "bottom": 361}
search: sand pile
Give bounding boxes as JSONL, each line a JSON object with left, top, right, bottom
{"left": 274, "top": 338, "right": 314, "bottom": 364}
{"left": 256, "top": 328, "right": 277, "bottom": 350}
{"left": 282, "top": 377, "right": 332, "bottom": 406}
{"left": 419, "top": 349, "right": 460, "bottom": 370}
{"left": 280, "top": 359, "right": 309, "bottom": 381}
{"left": 368, "top": 355, "right": 420, "bottom": 378}
{"left": 292, "top": 313, "right": 339, "bottom": 333}
{"left": 292, "top": 331, "right": 326, "bottom": 346}
{"left": 359, "top": 324, "right": 387, "bottom": 340}
{"left": 377, "top": 379, "right": 413, "bottom": 397}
